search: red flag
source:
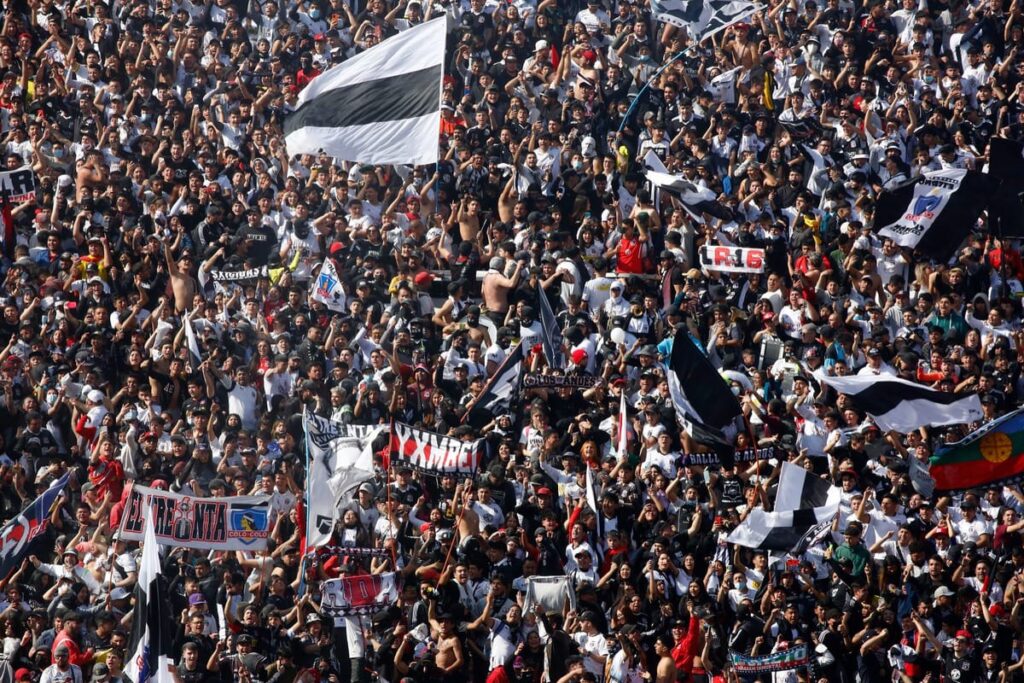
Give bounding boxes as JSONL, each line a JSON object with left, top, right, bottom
{"left": 1, "top": 196, "right": 13, "bottom": 259}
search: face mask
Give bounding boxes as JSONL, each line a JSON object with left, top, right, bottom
{"left": 731, "top": 386, "right": 741, "bottom": 396}
{"left": 924, "top": 75, "right": 935, "bottom": 83}
{"left": 54, "top": 148, "right": 65, "bottom": 158}
{"left": 572, "top": 160, "right": 584, "bottom": 172}
{"left": 47, "top": 392, "right": 58, "bottom": 404}
{"left": 310, "top": 9, "right": 320, "bottom": 18}
{"left": 736, "top": 580, "right": 747, "bottom": 589}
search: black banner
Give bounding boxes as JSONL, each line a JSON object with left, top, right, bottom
{"left": 522, "top": 373, "right": 601, "bottom": 389}
{"left": 683, "top": 446, "right": 774, "bottom": 467}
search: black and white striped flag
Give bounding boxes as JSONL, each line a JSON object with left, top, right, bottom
{"left": 125, "top": 509, "right": 174, "bottom": 683}
{"left": 814, "top": 372, "right": 983, "bottom": 433}
{"left": 284, "top": 19, "right": 446, "bottom": 165}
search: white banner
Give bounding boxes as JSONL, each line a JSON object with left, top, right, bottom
{"left": 321, "top": 572, "right": 399, "bottom": 617}
{"left": 305, "top": 413, "right": 379, "bottom": 549}
{"left": 877, "top": 168, "right": 965, "bottom": 249}
{"left": 0, "top": 166, "right": 36, "bottom": 203}
{"left": 311, "top": 257, "right": 348, "bottom": 312}
{"left": 699, "top": 245, "right": 765, "bottom": 273}
{"left": 118, "top": 484, "right": 272, "bottom": 550}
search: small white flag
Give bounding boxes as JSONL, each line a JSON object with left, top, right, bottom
{"left": 312, "top": 257, "right": 348, "bottom": 312}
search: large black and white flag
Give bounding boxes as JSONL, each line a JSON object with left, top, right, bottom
{"left": 814, "top": 372, "right": 983, "bottom": 433}
{"left": 727, "top": 500, "right": 838, "bottom": 552}
{"left": 651, "top": 0, "right": 761, "bottom": 39}
{"left": 666, "top": 331, "right": 743, "bottom": 467}
{"left": 775, "top": 462, "right": 836, "bottom": 512}
{"left": 874, "top": 168, "right": 992, "bottom": 260}
{"left": 645, "top": 169, "right": 733, "bottom": 221}
{"left": 125, "top": 508, "right": 174, "bottom": 683}
{"left": 304, "top": 413, "right": 378, "bottom": 549}
{"left": 284, "top": 18, "right": 446, "bottom": 165}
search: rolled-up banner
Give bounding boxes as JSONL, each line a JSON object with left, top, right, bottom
{"left": 699, "top": 245, "right": 765, "bottom": 273}
{"left": 118, "top": 484, "right": 273, "bottom": 550}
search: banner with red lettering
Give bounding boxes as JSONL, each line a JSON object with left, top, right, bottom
{"left": 321, "top": 572, "right": 400, "bottom": 617}
{"left": 388, "top": 422, "right": 482, "bottom": 475}
{"left": 699, "top": 245, "right": 765, "bottom": 274}
{"left": 118, "top": 484, "right": 273, "bottom": 550}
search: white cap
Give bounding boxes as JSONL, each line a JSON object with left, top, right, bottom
{"left": 535, "top": 39, "right": 549, "bottom": 52}
{"left": 87, "top": 389, "right": 105, "bottom": 403}
{"left": 57, "top": 174, "right": 73, "bottom": 188}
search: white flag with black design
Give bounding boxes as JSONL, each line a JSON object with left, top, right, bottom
{"left": 650, "top": 0, "right": 761, "bottom": 40}
{"left": 304, "top": 412, "right": 377, "bottom": 549}
{"left": 645, "top": 169, "right": 733, "bottom": 221}
{"left": 814, "top": 372, "right": 983, "bottom": 433}
{"left": 284, "top": 18, "right": 446, "bottom": 165}
{"left": 311, "top": 257, "right": 348, "bottom": 312}
{"left": 727, "top": 501, "right": 838, "bottom": 552}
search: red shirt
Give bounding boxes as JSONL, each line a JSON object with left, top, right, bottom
{"left": 617, "top": 235, "right": 647, "bottom": 274}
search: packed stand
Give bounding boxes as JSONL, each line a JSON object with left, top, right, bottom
{"left": 3, "top": 1, "right": 1024, "bottom": 683}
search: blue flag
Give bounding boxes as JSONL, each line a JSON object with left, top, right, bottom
{"left": 0, "top": 472, "right": 70, "bottom": 579}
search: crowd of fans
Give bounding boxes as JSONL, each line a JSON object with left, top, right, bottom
{"left": 5, "top": 1, "right": 1024, "bottom": 683}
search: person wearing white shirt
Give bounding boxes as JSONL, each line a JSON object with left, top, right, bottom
{"left": 857, "top": 348, "right": 897, "bottom": 375}
{"left": 571, "top": 611, "right": 609, "bottom": 678}
{"left": 953, "top": 502, "right": 992, "bottom": 545}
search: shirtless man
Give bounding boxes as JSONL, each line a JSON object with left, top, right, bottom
{"left": 457, "top": 196, "right": 482, "bottom": 242}
{"left": 482, "top": 257, "right": 523, "bottom": 326}
{"left": 76, "top": 150, "right": 108, "bottom": 202}
{"left": 427, "top": 609, "right": 465, "bottom": 678}
{"left": 164, "top": 242, "right": 197, "bottom": 313}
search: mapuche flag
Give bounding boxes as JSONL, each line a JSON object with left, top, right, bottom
{"left": 930, "top": 409, "right": 1024, "bottom": 493}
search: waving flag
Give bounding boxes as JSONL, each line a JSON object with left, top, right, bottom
{"left": 874, "top": 168, "right": 993, "bottom": 260}
{"left": 814, "top": 372, "right": 982, "bottom": 433}
{"left": 126, "top": 508, "right": 174, "bottom": 683}
{"left": 311, "top": 257, "right": 348, "bottom": 312}
{"left": 650, "top": 0, "right": 760, "bottom": 40}
{"left": 930, "top": 408, "right": 1024, "bottom": 493}
{"left": 0, "top": 472, "right": 69, "bottom": 579}
{"left": 475, "top": 341, "right": 526, "bottom": 414}
{"left": 665, "top": 331, "right": 743, "bottom": 467}
{"left": 284, "top": 18, "right": 446, "bottom": 165}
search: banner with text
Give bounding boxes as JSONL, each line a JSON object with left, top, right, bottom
{"left": 522, "top": 373, "right": 601, "bottom": 389}
{"left": 321, "top": 572, "right": 400, "bottom": 617}
{"left": 729, "top": 645, "right": 809, "bottom": 675}
{"left": 699, "top": 245, "right": 765, "bottom": 274}
{"left": 0, "top": 166, "right": 36, "bottom": 203}
{"left": 118, "top": 484, "right": 272, "bottom": 550}
{"left": 389, "top": 422, "right": 482, "bottom": 475}
{"left": 683, "top": 446, "right": 774, "bottom": 467}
